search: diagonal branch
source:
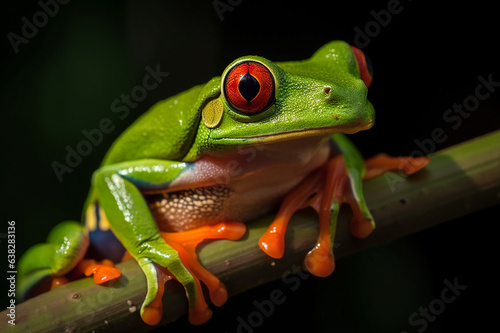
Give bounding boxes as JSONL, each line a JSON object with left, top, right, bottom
{"left": 5, "top": 130, "right": 500, "bottom": 333}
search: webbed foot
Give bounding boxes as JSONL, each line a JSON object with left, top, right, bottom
{"left": 138, "top": 222, "right": 246, "bottom": 325}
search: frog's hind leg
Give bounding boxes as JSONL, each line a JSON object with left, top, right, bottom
{"left": 363, "top": 153, "right": 430, "bottom": 180}
{"left": 18, "top": 221, "right": 89, "bottom": 300}
{"left": 156, "top": 222, "right": 246, "bottom": 325}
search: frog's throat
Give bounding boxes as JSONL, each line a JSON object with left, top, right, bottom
{"left": 226, "top": 120, "right": 374, "bottom": 144}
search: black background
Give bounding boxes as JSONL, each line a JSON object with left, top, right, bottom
{"left": 1, "top": 0, "right": 499, "bottom": 332}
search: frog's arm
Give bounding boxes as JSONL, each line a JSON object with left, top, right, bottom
{"left": 92, "top": 159, "right": 198, "bottom": 323}
{"left": 331, "top": 133, "right": 430, "bottom": 238}
{"left": 260, "top": 133, "right": 411, "bottom": 277}
{"left": 18, "top": 221, "right": 88, "bottom": 299}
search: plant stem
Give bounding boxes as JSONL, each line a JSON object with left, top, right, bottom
{"left": 4, "top": 130, "right": 500, "bottom": 333}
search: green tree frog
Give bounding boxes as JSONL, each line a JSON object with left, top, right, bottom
{"left": 18, "top": 41, "right": 428, "bottom": 325}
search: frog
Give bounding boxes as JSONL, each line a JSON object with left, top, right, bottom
{"left": 18, "top": 40, "right": 429, "bottom": 326}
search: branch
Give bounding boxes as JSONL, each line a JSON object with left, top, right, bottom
{"left": 5, "top": 130, "right": 500, "bottom": 332}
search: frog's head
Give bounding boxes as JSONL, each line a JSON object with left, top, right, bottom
{"left": 204, "top": 40, "right": 375, "bottom": 147}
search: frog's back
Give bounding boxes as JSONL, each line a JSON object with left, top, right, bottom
{"left": 102, "top": 84, "right": 205, "bottom": 165}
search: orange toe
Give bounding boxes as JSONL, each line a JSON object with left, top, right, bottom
{"left": 259, "top": 226, "right": 285, "bottom": 259}
{"left": 93, "top": 265, "right": 122, "bottom": 284}
{"left": 214, "top": 222, "right": 247, "bottom": 241}
{"left": 304, "top": 245, "right": 335, "bottom": 278}
{"left": 349, "top": 217, "right": 375, "bottom": 239}
{"left": 142, "top": 307, "right": 163, "bottom": 326}
{"left": 71, "top": 259, "right": 122, "bottom": 284}
{"left": 402, "top": 156, "right": 430, "bottom": 174}
{"left": 142, "top": 266, "right": 173, "bottom": 326}
{"left": 50, "top": 276, "right": 69, "bottom": 290}
{"left": 364, "top": 154, "right": 430, "bottom": 180}
{"left": 210, "top": 283, "right": 228, "bottom": 307}
{"left": 189, "top": 304, "right": 213, "bottom": 326}
{"left": 187, "top": 274, "right": 212, "bottom": 325}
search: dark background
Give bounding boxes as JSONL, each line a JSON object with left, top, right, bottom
{"left": 1, "top": 0, "right": 499, "bottom": 332}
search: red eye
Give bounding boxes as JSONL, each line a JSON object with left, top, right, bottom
{"left": 224, "top": 61, "right": 275, "bottom": 114}
{"left": 350, "top": 46, "right": 373, "bottom": 88}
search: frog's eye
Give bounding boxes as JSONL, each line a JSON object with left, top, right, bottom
{"left": 223, "top": 61, "right": 275, "bottom": 114}
{"left": 350, "top": 46, "right": 373, "bottom": 88}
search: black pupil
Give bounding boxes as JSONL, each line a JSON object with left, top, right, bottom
{"left": 239, "top": 72, "right": 260, "bottom": 102}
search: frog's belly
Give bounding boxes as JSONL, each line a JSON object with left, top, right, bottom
{"left": 147, "top": 138, "right": 332, "bottom": 232}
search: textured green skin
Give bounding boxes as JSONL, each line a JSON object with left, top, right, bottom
{"left": 18, "top": 41, "right": 375, "bottom": 318}
{"left": 101, "top": 41, "right": 372, "bottom": 163}
{"left": 18, "top": 221, "right": 87, "bottom": 298}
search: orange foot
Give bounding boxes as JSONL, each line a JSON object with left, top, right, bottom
{"left": 50, "top": 259, "right": 122, "bottom": 290}
{"left": 259, "top": 153, "right": 430, "bottom": 277}
{"left": 141, "top": 222, "right": 246, "bottom": 325}
{"left": 70, "top": 258, "right": 122, "bottom": 284}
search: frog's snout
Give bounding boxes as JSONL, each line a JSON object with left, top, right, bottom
{"left": 322, "top": 79, "right": 374, "bottom": 132}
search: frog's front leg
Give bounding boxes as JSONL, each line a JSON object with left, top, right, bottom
{"left": 93, "top": 159, "right": 245, "bottom": 325}
{"left": 259, "top": 134, "right": 430, "bottom": 277}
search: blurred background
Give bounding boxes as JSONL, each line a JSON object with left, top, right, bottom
{"left": 1, "top": 0, "right": 499, "bottom": 331}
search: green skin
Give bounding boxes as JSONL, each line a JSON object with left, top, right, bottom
{"left": 18, "top": 41, "right": 375, "bottom": 318}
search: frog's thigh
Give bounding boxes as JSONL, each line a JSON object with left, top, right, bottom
{"left": 18, "top": 221, "right": 88, "bottom": 299}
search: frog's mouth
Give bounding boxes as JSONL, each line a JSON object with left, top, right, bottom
{"left": 242, "top": 120, "right": 375, "bottom": 144}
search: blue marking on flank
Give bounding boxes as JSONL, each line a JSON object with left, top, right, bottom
{"left": 119, "top": 162, "right": 194, "bottom": 191}
{"left": 87, "top": 203, "right": 125, "bottom": 263}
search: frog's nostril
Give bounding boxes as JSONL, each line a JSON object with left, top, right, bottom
{"left": 324, "top": 87, "right": 331, "bottom": 94}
